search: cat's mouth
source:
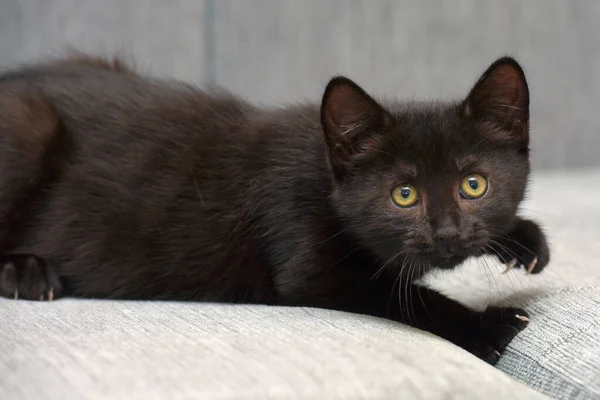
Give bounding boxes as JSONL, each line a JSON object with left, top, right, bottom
{"left": 374, "top": 238, "right": 484, "bottom": 272}
{"left": 426, "top": 240, "right": 488, "bottom": 270}
{"left": 431, "top": 255, "right": 467, "bottom": 269}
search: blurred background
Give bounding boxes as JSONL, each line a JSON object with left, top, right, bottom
{"left": 0, "top": 0, "right": 598, "bottom": 170}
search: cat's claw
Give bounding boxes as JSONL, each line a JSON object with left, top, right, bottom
{"left": 39, "top": 287, "right": 54, "bottom": 301}
{"left": 515, "top": 314, "right": 529, "bottom": 322}
{"left": 526, "top": 257, "right": 538, "bottom": 274}
{"left": 502, "top": 259, "right": 518, "bottom": 274}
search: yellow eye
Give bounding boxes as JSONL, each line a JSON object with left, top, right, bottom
{"left": 391, "top": 185, "right": 419, "bottom": 208}
{"left": 460, "top": 174, "right": 488, "bottom": 199}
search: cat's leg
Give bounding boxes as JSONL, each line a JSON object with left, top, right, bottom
{"left": 0, "top": 255, "right": 63, "bottom": 300}
{"left": 0, "top": 89, "right": 64, "bottom": 300}
{"left": 397, "top": 285, "right": 528, "bottom": 364}
{"left": 347, "top": 282, "right": 529, "bottom": 365}
{"left": 488, "top": 217, "right": 550, "bottom": 274}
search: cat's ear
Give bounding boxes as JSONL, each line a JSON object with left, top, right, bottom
{"left": 463, "top": 57, "right": 529, "bottom": 142}
{"left": 321, "top": 77, "right": 391, "bottom": 178}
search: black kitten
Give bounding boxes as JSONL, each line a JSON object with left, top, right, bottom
{"left": 0, "top": 55, "right": 549, "bottom": 364}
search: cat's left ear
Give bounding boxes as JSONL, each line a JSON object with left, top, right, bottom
{"left": 321, "top": 77, "right": 391, "bottom": 178}
{"left": 463, "top": 57, "right": 529, "bottom": 142}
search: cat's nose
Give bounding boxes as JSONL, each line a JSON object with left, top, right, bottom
{"left": 434, "top": 226, "right": 460, "bottom": 245}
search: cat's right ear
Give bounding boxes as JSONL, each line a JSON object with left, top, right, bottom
{"left": 320, "top": 77, "right": 390, "bottom": 178}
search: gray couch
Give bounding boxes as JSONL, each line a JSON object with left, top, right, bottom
{"left": 2, "top": 168, "right": 600, "bottom": 399}
{"left": 2, "top": 1, "right": 600, "bottom": 399}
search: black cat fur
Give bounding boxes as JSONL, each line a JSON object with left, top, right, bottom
{"left": 0, "top": 55, "right": 550, "bottom": 364}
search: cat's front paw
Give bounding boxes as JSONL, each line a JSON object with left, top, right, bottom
{"left": 463, "top": 307, "right": 529, "bottom": 365}
{"left": 495, "top": 218, "right": 550, "bottom": 274}
{"left": 0, "top": 255, "right": 62, "bottom": 301}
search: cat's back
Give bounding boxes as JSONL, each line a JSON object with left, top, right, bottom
{"left": 0, "top": 57, "right": 252, "bottom": 141}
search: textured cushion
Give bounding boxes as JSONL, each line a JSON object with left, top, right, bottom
{"left": 499, "top": 286, "right": 600, "bottom": 399}
{"left": 1, "top": 300, "right": 545, "bottom": 400}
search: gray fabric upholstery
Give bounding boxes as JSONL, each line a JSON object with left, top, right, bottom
{"left": 499, "top": 286, "right": 600, "bottom": 399}
{"left": 1, "top": 300, "right": 545, "bottom": 400}
{"left": 2, "top": 169, "right": 600, "bottom": 399}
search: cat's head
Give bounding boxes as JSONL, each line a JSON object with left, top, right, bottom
{"left": 321, "top": 57, "right": 530, "bottom": 271}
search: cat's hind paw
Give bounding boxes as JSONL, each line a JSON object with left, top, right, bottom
{"left": 0, "top": 255, "right": 62, "bottom": 301}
